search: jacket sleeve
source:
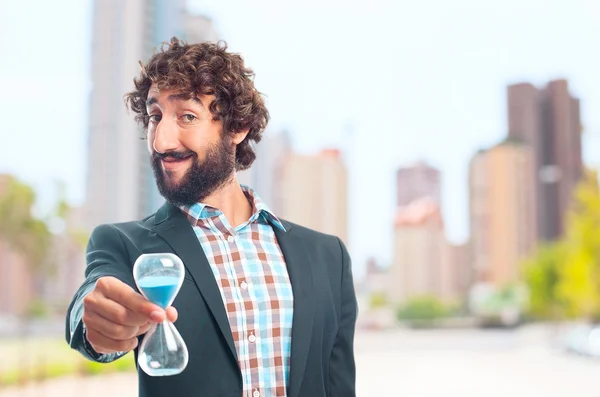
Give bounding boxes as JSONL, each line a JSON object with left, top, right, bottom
{"left": 65, "top": 224, "right": 137, "bottom": 363}
{"left": 329, "top": 238, "right": 358, "bottom": 397}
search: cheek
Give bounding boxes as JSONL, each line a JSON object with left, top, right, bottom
{"left": 180, "top": 133, "right": 215, "bottom": 158}
{"left": 146, "top": 130, "right": 155, "bottom": 153}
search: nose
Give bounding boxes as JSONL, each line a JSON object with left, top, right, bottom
{"left": 150, "top": 118, "right": 179, "bottom": 154}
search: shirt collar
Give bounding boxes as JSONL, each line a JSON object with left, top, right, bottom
{"left": 179, "top": 185, "right": 287, "bottom": 232}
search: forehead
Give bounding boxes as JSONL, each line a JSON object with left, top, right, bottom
{"left": 146, "top": 83, "right": 202, "bottom": 107}
{"left": 149, "top": 82, "right": 161, "bottom": 95}
{"left": 147, "top": 82, "right": 179, "bottom": 100}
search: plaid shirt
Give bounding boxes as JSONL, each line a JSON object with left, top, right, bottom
{"left": 180, "top": 186, "right": 294, "bottom": 397}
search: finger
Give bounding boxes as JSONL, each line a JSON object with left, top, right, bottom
{"left": 166, "top": 307, "right": 178, "bottom": 323}
{"left": 83, "top": 309, "right": 141, "bottom": 340}
{"left": 85, "top": 327, "right": 138, "bottom": 354}
{"left": 135, "top": 322, "right": 154, "bottom": 336}
{"left": 84, "top": 293, "right": 149, "bottom": 327}
{"left": 98, "top": 278, "right": 165, "bottom": 321}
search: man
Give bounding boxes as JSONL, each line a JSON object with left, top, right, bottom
{"left": 66, "top": 38, "right": 357, "bottom": 397}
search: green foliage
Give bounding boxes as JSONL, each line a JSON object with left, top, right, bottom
{"left": 0, "top": 176, "right": 52, "bottom": 273}
{"left": 480, "top": 284, "right": 526, "bottom": 312}
{"left": 397, "top": 296, "right": 448, "bottom": 322}
{"left": 114, "top": 355, "right": 137, "bottom": 372}
{"left": 0, "top": 338, "right": 136, "bottom": 387}
{"left": 523, "top": 169, "right": 600, "bottom": 321}
{"left": 556, "top": 169, "right": 600, "bottom": 320}
{"left": 25, "top": 299, "right": 51, "bottom": 319}
{"left": 81, "top": 354, "right": 136, "bottom": 376}
{"left": 0, "top": 175, "right": 89, "bottom": 318}
{"left": 369, "top": 292, "right": 388, "bottom": 309}
{"left": 0, "top": 359, "right": 137, "bottom": 386}
{"left": 42, "top": 362, "right": 75, "bottom": 379}
{"left": 523, "top": 243, "right": 564, "bottom": 319}
{"left": 83, "top": 361, "right": 106, "bottom": 375}
{"left": 70, "top": 228, "right": 91, "bottom": 249}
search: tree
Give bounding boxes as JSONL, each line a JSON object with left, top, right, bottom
{"left": 0, "top": 175, "right": 53, "bottom": 384}
{"left": 0, "top": 176, "right": 52, "bottom": 283}
{"left": 397, "top": 296, "right": 449, "bottom": 326}
{"left": 556, "top": 169, "right": 600, "bottom": 320}
{"left": 523, "top": 243, "right": 565, "bottom": 319}
{"left": 523, "top": 169, "right": 600, "bottom": 321}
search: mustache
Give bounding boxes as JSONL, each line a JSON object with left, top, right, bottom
{"left": 153, "top": 151, "right": 196, "bottom": 161}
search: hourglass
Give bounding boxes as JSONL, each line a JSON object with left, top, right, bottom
{"left": 133, "top": 253, "right": 189, "bottom": 376}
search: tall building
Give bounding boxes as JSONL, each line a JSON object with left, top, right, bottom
{"left": 183, "top": 14, "right": 220, "bottom": 43}
{"left": 85, "top": 1, "right": 222, "bottom": 230}
{"left": 241, "top": 131, "right": 291, "bottom": 214}
{"left": 469, "top": 140, "right": 537, "bottom": 287}
{"left": 360, "top": 257, "right": 388, "bottom": 296}
{"left": 86, "top": 0, "right": 184, "bottom": 230}
{"left": 507, "top": 79, "right": 582, "bottom": 241}
{"left": 396, "top": 161, "right": 441, "bottom": 207}
{"left": 442, "top": 242, "right": 471, "bottom": 303}
{"left": 280, "top": 148, "right": 348, "bottom": 246}
{"left": 0, "top": 240, "right": 33, "bottom": 318}
{"left": 391, "top": 162, "right": 465, "bottom": 304}
{"left": 389, "top": 198, "right": 446, "bottom": 303}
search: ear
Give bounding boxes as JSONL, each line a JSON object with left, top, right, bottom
{"left": 232, "top": 129, "right": 250, "bottom": 145}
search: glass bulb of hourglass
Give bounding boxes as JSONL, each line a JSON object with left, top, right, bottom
{"left": 133, "top": 253, "right": 189, "bottom": 376}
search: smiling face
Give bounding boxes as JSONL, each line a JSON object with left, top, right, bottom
{"left": 146, "top": 83, "right": 240, "bottom": 206}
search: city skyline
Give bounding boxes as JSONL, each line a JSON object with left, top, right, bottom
{"left": 508, "top": 79, "right": 583, "bottom": 241}
{"left": 1, "top": 0, "right": 599, "bottom": 278}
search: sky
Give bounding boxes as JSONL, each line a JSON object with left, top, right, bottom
{"left": 0, "top": 0, "right": 599, "bottom": 278}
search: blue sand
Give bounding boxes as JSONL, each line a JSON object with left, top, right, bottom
{"left": 138, "top": 276, "right": 180, "bottom": 308}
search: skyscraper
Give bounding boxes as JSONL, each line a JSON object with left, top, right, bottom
{"left": 280, "top": 148, "right": 348, "bottom": 246}
{"left": 507, "top": 79, "right": 582, "bottom": 241}
{"left": 183, "top": 14, "right": 220, "bottom": 43}
{"left": 85, "top": 0, "right": 185, "bottom": 230}
{"left": 242, "top": 130, "right": 291, "bottom": 214}
{"left": 389, "top": 198, "right": 446, "bottom": 303}
{"left": 443, "top": 242, "right": 471, "bottom": 302}
{"left": 85, "top": 1, "right": 222, "bottom": 230}
{"left": 396, "top": 161, "right": 441, "bottom": 207}
{"left": 469, "top": 140, "right": 537, "bottom": 286}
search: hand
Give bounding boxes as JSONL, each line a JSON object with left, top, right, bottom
{"left": 82, "top": 276, "right": 178, "bottom": 354}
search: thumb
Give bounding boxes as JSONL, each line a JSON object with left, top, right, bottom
{"left": 166, "top": 306, "right": 178, "bottom": 323}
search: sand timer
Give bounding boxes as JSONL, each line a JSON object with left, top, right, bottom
{"left": 133, "top": 253, "right": 189, "bottom": 376}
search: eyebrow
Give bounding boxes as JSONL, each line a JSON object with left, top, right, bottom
{"left": 145, "top": 93, "right": 203, "bottom": 107}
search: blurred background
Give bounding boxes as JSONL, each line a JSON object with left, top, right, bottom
{"left": 1, "top": 0, "right": 599, "bottom": 395}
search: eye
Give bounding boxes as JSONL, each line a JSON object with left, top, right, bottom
{"left": 181, "top": 114, "right": 197, "bottom": 123}
{"left": 149, "top": 114, "right": 162, "bottom": 123}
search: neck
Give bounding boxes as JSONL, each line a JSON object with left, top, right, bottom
{"left": 201, "top": 175, "right": 252, "bottom": 228}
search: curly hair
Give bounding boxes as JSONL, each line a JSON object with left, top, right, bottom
{"left": 124, "top": 37, "right": 269, "bottom": 170}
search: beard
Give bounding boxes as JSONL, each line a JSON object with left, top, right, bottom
{"left": 151, "top": 135, "right": 236, "bottom": 207}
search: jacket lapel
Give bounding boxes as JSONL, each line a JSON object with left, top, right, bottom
{"left": 152, "top": 202, "right": 238, "bottom": 364}
{"left": 274, "top": 222, "right": 315, "bottom": 397}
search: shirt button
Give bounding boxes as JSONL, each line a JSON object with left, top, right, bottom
{"left": 240, "top": 281, "right": 248, "bottom": 290}
{"left": 227, "top": 235, "right": 235, "bottom": 243}
{"left": 253, "top": 390, "right": 260, "bottom": 397}
{"left": 248, "top": 334, "right": 256, "bottom": 343}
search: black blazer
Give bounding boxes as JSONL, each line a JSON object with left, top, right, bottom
{"left": 66, "top": 202, "right": 357, "bottom": 397}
